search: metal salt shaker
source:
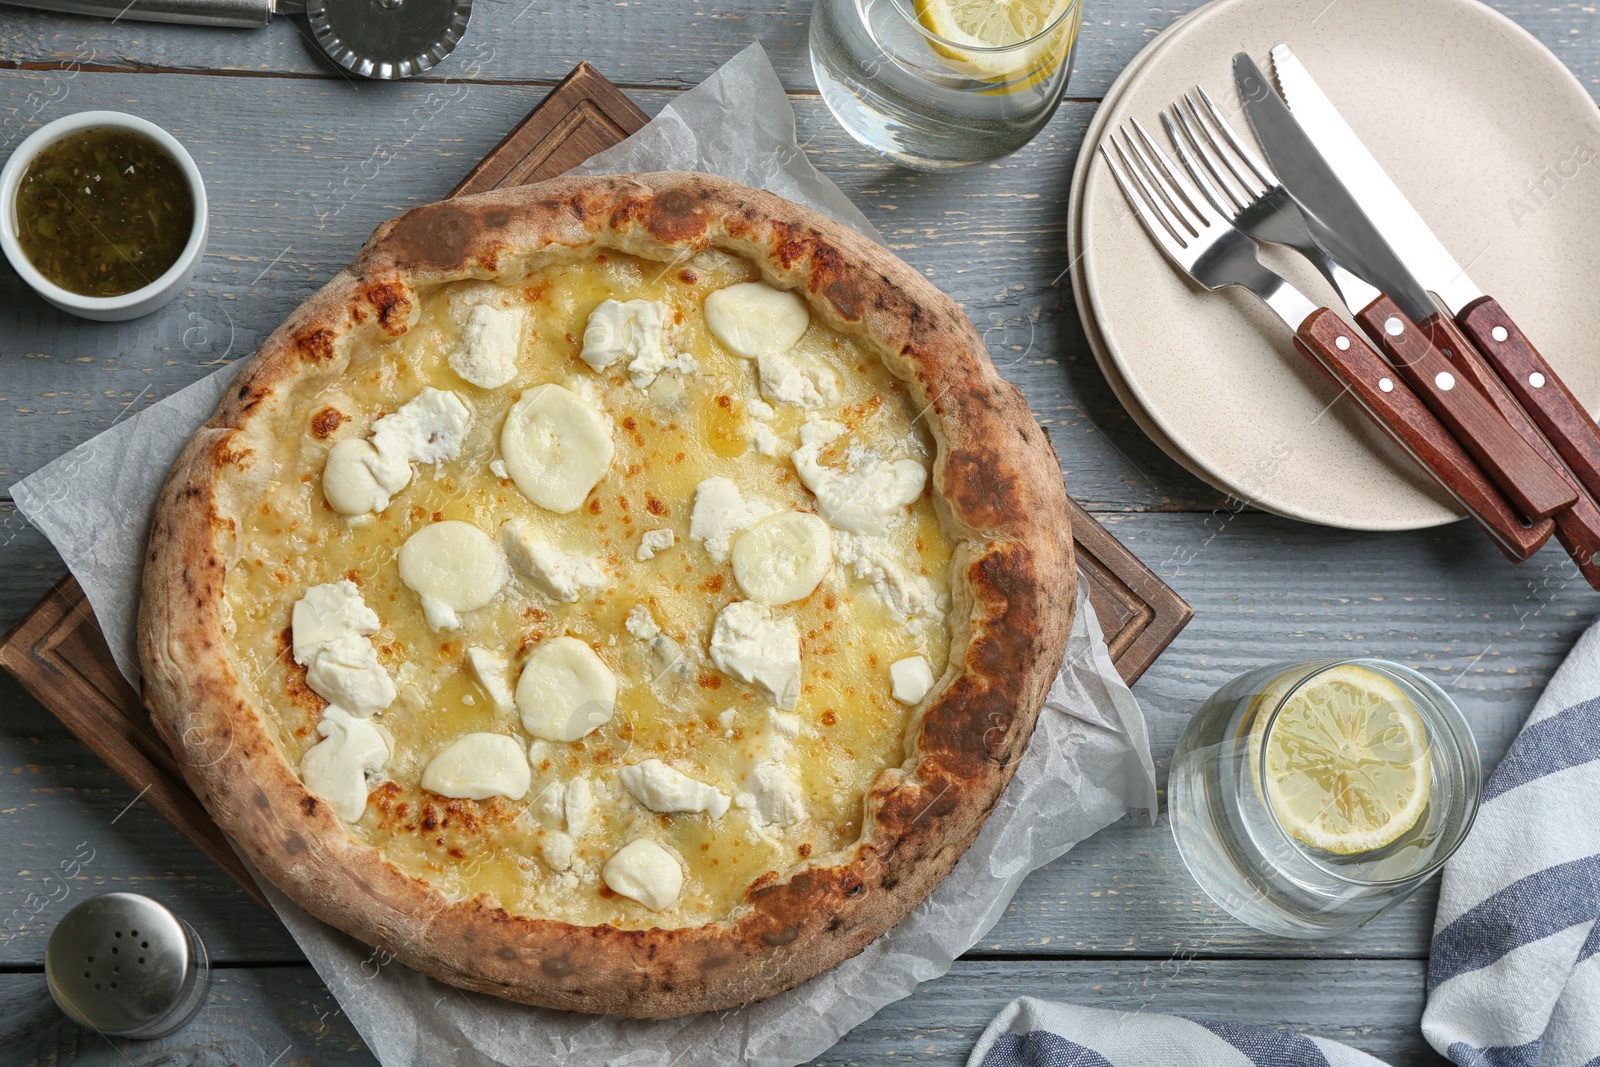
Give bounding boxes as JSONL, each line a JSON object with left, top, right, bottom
{"left": 45, "top": 893, "right": 211, "bottom": 1039}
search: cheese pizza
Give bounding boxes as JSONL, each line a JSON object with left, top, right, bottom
{"left": 139, "top": 173, "right": 1074, "bottom": 1016}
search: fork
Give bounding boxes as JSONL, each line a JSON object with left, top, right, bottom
{"left": 1165, "top": 86, "right": 1600, "bottom": 576}
{"left": 1099, "top": 118, "right": 1551, "bottom": 561}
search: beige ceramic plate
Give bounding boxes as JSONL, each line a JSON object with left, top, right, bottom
{"left": 1074, "top": 0, "right": 1600, "bottom": 529}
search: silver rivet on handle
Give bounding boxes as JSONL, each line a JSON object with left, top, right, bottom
{"left": 1436, "top": 372, "right": 1456, "bottom": 391}
{"left": 1385, "top": 317, "right": 1404, "bottom": 337}
{"left": 1492, "top": 326, "right": 1509, "bottom": 342}
{"left": 1529, "top": 372, "right": 1546, "bottom": 389}
{"left": 1379, "top": 378, "right": 1394, "bottom": 393}
{"left": 1335, "top": 335, "right": 1350, "bottom": 351}
{"left": 45, "top": 893, "right": 210, "bottom": 1039}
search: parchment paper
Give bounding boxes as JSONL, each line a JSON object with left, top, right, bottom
{"left": 10, "top": 42, "right": 1158, "bottom": 1067}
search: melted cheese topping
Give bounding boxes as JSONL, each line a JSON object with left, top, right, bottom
{"left": 222, "top": 250, "right": 956, "bottom": 930}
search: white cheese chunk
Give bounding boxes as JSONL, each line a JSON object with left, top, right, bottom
{"left": 541, "top": 831, "right": 575, "bottom": 872}
{"left": 564, "top": 776, "right": 597, "bottom": 839}
{"left": 746, "top": 398, "right": 776, "bottom": 421}
{"left": 791, "top": 421, "right": 927, "bottom": 536}
{"left": 579, "top": 299, "right": 683, "bottom": 387}
{"left": 501, "top": 519, "right": 609, "bottom": 603}
{"left": 636, "top": 527, "right": 676, "bottom": 562}
{"left": 704, "top": 282, "right": 810, "bottom": 359}
{"left": 602, "top": 839, "right": 684, "bottom": 911}
{"left": 834, "top": 531, "right": 944, "bottom": 623}
{"left": 377, "top": 388, "right": 474, "bottom": 465}
{"left": 397, "top": 520, "right": 509, "bottom": 632}
{"left": 500, "top": 384, "right": 614, "bottom": 514}
{"left": 421, "top": 733, "right": 531, "bottom": 801}
{"left": 689, "top": 476, "right": 775, "bottom": 563}
{"left": 620, "top": 759, "right": 730, "bottom": 819}
{"left": 756, "top": 348, "right": 842, "bottom": 410}
{"left": 770, "top": 709, "right": 802, "bottom": 739}
{"left": 489, "top": 458, "right": 509, "bottom": 480}
{"left": 749, "top": 422, "right": 783, "bottom": 457}
{"left": 730, "top": 511, "right": 832, "bottom": 605}
{"left": 451, "top": 302, "right": 523, "bottom": 388}
{"left": 291, "top": 580, "right": 379, "bottom": 667}
{"left": 738, "top": 758, "right": 805, "bottom": 827}
{"left": 709, "top": 601, "right": 801, "bottom": 710}
{"left": 304, "top": 633, "right": 397, "bottom": 717}
{"left": 465, "top": 646, "right": 515, "bottom": 712}
{"left": 624, "top": 604, "right": 661, "bottom": 641}
{"left": 516, "top": 636, "right": 618, "bottom": 742}
{"left": 321, "top": 388, "right": 473, "bottom": 516}
{"left": 322, "top": 439, "right": 391, "bottom": 516}
{"left": 301, "top": 706, "right": 390, "bottom": 822}
{"left": 890, "top": 656, "right": 936, "bottom": 705}
{"left": 291, "top": 582, "right": 396, "bottom": 719}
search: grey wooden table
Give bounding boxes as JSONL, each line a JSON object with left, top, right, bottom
{"left": 1, "top": 2, "right": 1596, "bottom": 1063}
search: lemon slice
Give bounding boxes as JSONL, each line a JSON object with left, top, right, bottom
{"left": 1248, "top": 664, "right": 1431, "bottom": 856}
{"left": 913, "top": 0, "right": 1076, "bottom": 84}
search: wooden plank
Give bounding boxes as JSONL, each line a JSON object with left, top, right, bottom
{"left": 3, "top": 510, "right": 1585, "bottom": 969}
{"left": 0, "top": 958, "right": 1448, "bottom": 1066}
{"left": 0, "top": 71, "right": 1217, "bottom": 518}
{"left": 0, "top": 0, "right": 1592, "bottom": 107}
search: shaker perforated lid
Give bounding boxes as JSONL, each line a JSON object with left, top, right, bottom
{"left": 45, "top": 893, "right": 210, "bottom": 1039}
{"left": 307, "top": 0, "right": 474, "bottom": 79}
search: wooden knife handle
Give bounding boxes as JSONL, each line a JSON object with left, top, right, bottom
{"left": 1458, "top": 296, "right": 1600, "bottom": 505}
{"left": 1553, "top": 512, "right": 1600, "bottom": 590}
{"left": 1419, "top": 310, "right": 1600, "bottom": 576}
{"left": 1354, "top": 295, "right": 1574, "bottom": 521}
{"left": 1296, "top": 308, "right": 1552, "bottom": 561}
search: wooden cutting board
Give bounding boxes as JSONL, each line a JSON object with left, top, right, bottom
{"left": 0, "top": 62, "right": 1191, "bottom": 909}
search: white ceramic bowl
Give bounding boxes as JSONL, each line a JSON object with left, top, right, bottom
{"left": 0, "top": 110, "right": 207, "bottom": 322}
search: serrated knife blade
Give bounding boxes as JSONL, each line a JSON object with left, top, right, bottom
{"left": 1269, "top": 43, "right": 1484, "bottom": 316}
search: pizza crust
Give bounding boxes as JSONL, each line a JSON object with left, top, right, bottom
{"left": 139, "top": 172, "right": 1075, "bottom": 1017}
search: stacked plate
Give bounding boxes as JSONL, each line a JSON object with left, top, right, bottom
{"left": 1068, "top": 0, "right": 1600, "bottom": 530}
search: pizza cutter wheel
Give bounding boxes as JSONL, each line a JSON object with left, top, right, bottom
{"left": 1, "top": 0, "right": 473, "bottom": 80}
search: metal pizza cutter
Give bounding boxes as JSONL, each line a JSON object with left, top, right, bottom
{"left": 2, "top": 0, "right": 472, "bottom": 79}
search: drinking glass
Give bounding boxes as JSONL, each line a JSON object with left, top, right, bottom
{"left": 809, "top": 0, "right": 1082, "bottom": 169}
{"left": 1168, "top": 658, "right": 1482, "bottom": 938}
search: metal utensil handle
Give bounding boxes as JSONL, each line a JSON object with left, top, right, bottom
{"left": 0, "top": 0, "right": 270, "bottom": 27}
{"left": 1295, "top": 307, "right": 1552, "bottom": 562}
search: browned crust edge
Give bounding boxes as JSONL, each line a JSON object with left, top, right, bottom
{"left": 137, "top": 172, "right": 1075, "bottom": 1017}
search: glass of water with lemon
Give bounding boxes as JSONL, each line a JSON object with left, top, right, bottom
{"left": 809, "top": 0, "right": 1083, "bottom": 168}
{"left": 1169, "top": 659, "right": 1481, "bottom": 938}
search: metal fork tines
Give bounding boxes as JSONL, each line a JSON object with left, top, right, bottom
{"left": 1157, "top": 86, "right": 1378, "bottom": 312}
{"left": 1098, "top": 116, "right": 1318, "bottom": 333}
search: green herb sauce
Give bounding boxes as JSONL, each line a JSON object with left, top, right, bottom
{"left": 14, "top": 127, "right": 196, "bottom": 297}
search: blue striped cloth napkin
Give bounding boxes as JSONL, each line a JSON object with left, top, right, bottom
{"left": 1421, "top": 620, "right": 1600, "bottom": 1067}
{"left": 970, "top": 620, "right": 1600, "bottom": 1067}
{"left": 968, "top": 999, "right": 1389, "bottom": 1066}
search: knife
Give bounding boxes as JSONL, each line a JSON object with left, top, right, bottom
{"left": 1231, "top": 53, "right": 1576, "bottom": 525}
{"left": 1267, "top": 44, "right": 1600, "bottom": 526}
